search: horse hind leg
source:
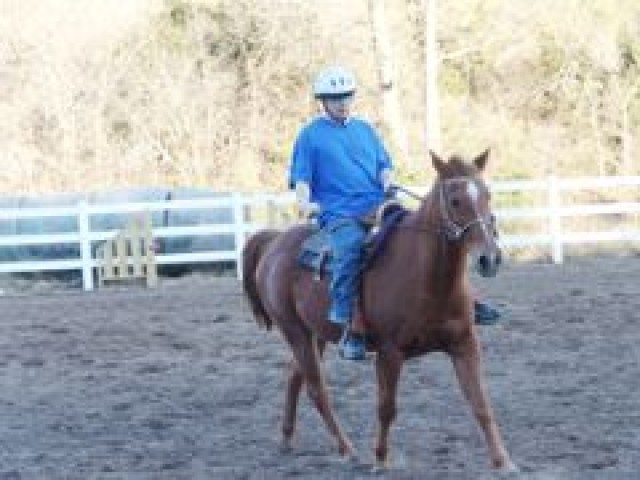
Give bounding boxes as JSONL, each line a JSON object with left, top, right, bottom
{"left": 281, "top": 339, "right": 327, "bottom": 450}
{"left": 281, "top": 325, "right": 353, "bottom": 457}
{"left": 281, "top": 359, "right": 304, "bottom": 451}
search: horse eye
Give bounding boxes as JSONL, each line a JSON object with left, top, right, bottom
{"left": 451, "top": 198, "right": 461, "bottom": 208}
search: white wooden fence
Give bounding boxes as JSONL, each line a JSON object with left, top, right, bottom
{"left": 0, "top": 176, "right": 638, "bottom": 291}
{"left": 491, "top": 175, "right": 640, "bottom": 262}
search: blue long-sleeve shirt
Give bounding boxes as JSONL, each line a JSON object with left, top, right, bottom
{"left": 289, "top": 116, "right": 392, "bottom": 226}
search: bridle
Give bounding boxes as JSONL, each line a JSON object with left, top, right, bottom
{"left": 392, "top": 179, "right": 496, "bottom": 242}
{"left": 438, "top": 178, "right": 496, "bottom": 241}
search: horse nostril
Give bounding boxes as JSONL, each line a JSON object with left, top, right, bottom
{"left": 479, "top": 255, "right": 489, "bottom": 270}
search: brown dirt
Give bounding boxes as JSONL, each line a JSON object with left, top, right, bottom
{"left": 0, "top": 256, "right": 638, "bottom": 479}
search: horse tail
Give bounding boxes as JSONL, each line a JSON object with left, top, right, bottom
{"left": 241, "top": 229, "right": 280, "bottom": 330}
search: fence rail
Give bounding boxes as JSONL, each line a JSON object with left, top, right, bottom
{"left": 0, "top": 176, "right": 638, "bottom": 290}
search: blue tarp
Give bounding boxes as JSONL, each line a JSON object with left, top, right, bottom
{"left": 17, "top": 193, "right": 85, "bottom": 261}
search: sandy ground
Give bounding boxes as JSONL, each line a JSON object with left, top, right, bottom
{"left": 0, "top": 256, "right": 638, "bottom": 479}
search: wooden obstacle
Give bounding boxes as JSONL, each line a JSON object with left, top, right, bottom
{"left": 96, "top": 213, "right": 158, "bottom": 288}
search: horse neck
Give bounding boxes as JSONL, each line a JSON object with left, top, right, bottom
{"left": 405, "top": 192, "right": 470, "bottom": 297}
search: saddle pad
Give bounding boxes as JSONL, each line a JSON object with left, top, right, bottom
{"left": 365, "top": 204, "right": 408, "bottom": 264}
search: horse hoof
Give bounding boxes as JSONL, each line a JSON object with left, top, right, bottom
{"left": 495, "top": 459, "right": 520, "bottom": 474}
{"left": 334, "top": 450, "right": 360, "bottom": 466}
{"left": 338, "top": 441, "right": 355, "bottom": 458}
{"left": 372, "top": 459, "right": 390, "bottom": 473}
{"left": 341, "top": 450, "right": 356, "bottom": 461}
{"left": 279, "top": 438, "right": 294, "bottom": 454}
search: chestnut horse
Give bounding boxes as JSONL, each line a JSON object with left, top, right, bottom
{"left": 242, "top": 150, "right": 517, "bottom": 472}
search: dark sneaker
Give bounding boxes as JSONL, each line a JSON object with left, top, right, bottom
{"left": 474, "top": 300, "right": 501, "bottom": 325}
{"left": 338, "top": 330, "right": 367, "bottom": 360}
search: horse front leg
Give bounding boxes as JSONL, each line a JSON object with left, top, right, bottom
{"left": 450, "top": 336, "right": 518, "bottom": 472}
{"left": 374, "top": 347, "right": 404, "bottom": 469}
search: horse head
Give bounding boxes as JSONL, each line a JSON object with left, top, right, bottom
{"left": 429, "top": 149, "right": 502, "bottom": 277}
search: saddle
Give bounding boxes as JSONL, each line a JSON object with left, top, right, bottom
{"left": 298, "top": 202, "right": 409, "bottom": 278}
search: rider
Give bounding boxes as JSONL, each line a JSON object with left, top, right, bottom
{"left": 289, "top": 66, "right": 502, "bottom": 360}
{"left": 289, "top": 65, "right": 389, "bottom": 360}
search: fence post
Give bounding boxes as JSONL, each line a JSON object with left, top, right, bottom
{"left": 232, "top": 193, "right": 246, "bottom": 280}
{"left": 78, "top": 200, "right": 94, "bottom": 291}
{"left": 547, "top": 174, "right": 563, "bottom": 264}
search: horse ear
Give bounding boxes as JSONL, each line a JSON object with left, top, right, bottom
{"left": 429, "top": 150, "right": 446, "bottom": 175}
{"left": 473, "top": 148, "right": 490, "bottom": 171}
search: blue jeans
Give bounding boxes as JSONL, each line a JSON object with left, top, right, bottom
{"left": 326, "top": 218, "right": 368, "bottom": 325}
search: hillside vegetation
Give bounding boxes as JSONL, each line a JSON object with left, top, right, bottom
{"left": 1, "top": 0, "right": 639, "bottom": 194}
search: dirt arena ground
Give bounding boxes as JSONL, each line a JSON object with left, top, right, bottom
{"left": 0, "top": 255, "right": 638, "bottom": 479}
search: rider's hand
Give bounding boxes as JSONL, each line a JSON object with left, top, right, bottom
{"left": 384, "top": 184, "right": 399, "bottom": 199}
{"left": 381, "top": 168, "right": 393, "bottom": 192}
{"left": 294, "top": 181, "right": 320, "bottom": 220}
{"left": 299, "top": 201, "right": 320, "bottom": 219}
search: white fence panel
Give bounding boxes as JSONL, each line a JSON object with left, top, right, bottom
{"left": 0, "top": 196, "right": 274, "bottom": 291}
{"left": 501, "top": 175, "right": 640, "bottom": 263}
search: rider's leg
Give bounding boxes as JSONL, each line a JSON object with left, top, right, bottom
{"left": 327, "top": 219, "right": 367, "bottom": 326}
{"left": 326, "top": 219, "right": 368, "bottom": 360}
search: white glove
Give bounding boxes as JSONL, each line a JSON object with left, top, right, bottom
{"left": 300, "top": 201, "right": 320, "bottom": 218}
{"left": 295, "top": 182, "right": 320, "bottom": 218}
{"left": 380, "top": 168, "right": 393, "bottom": 192}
